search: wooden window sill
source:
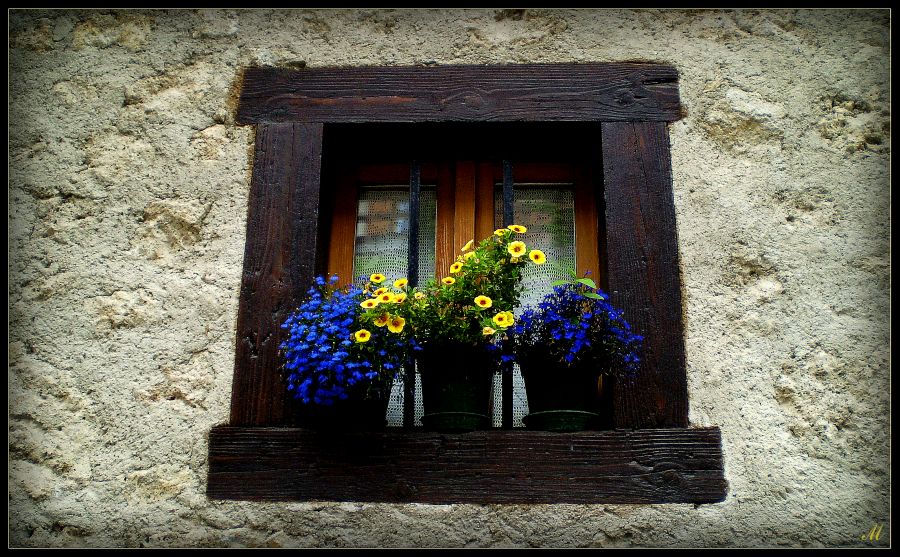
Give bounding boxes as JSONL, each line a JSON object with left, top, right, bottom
{"left": 207, "top": 425, "right": 727, "bottom": 504}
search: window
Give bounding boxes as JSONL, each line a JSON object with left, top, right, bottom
{"left": 209, "top": 64, "right": 727, "bottom": 504}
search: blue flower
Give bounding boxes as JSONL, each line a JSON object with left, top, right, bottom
{"left": 504, "top": 283, "right": 643, "bottom": 378}
{"left": 279, "top": 275, "right": 412, "bottom": 406}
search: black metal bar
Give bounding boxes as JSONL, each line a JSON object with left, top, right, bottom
{"left": 502, "top": 159, "right": 514, "bottom": 228}
{"left": 501, "top": 160, "right": 515, "bottom": 429}
{"left": 408, "top": 161, "right": 421, "bottom": 287}
{"left": 404, "top": 161, "right": 421, "bottom": 429}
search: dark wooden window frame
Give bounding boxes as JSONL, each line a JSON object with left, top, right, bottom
{"left": 208, "top": 63, "right": 727, "bottom": 504}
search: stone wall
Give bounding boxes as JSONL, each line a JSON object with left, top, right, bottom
{"left": 9, "top": 9, "right": 890, "bottom": 547}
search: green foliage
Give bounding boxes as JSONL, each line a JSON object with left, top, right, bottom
{"left": 358, "top": 227, "right": 546, "bottom": 349}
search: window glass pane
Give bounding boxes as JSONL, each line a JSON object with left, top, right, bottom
{"left": 354, "top": 186, "right": 436, "bottom": 287}
{"left": 354, "top": 185, "right": 435, "bottom": 428}
{"left": 494, "top": 184, "right": 576, "bottom": 308}
{"left": 495, "top": 184, "right": 577, "bottom": 428}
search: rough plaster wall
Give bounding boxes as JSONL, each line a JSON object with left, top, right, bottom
{"left": 8, "top": 9, "right": 890, "bottom": 548}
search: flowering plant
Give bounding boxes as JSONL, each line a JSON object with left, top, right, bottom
{"left": 507, "top": 272, "right": 643, "bottom": 378}
{"left": 279, "top": 275, "right": 411, "bottom": 406}
{"left": 364, "top": 226, "right": 546, "bottom": 351}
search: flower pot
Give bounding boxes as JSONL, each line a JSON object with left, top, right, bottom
{"left": 520, "top": 356, "right": 612, "bottom": 432}
{"left": 417, "top": 344, "right": 495, "bottom": 432}
{"left": 294, "top": 384, "right": 392, "bottom": 431}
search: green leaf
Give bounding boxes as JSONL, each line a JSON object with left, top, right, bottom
{"left": 550, "top": 280, "right": 570, "bottom": 287}
{"left": 583, "top": 292, "right": 604, "bottom": 300}
{"left": 576, "top": 277, "right": 597, "bottom": 289}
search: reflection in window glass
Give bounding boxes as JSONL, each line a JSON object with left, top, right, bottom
{"left": 354, "top": 186, "right": 436, "bottom": 287}
{"left": 494, "top": 184, "right": 576, "bottom": 308}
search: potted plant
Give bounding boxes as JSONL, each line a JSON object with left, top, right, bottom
{"left": 368, "top": 226, "right": 545, "bottom": 432}
{"left": 506, "top": 272, "right": 644, "bottom": 432}
{"left": 279, "top": 275, "right": 411, "bottom": 430}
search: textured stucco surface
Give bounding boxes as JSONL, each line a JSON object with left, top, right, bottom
{"left": 8, "top": 9, "right": 890, "bottom": 548}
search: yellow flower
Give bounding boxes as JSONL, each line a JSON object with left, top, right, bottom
{"left": 360, "top": 299, "right": 379, "bottom": 309}
{"left": 494, "top": 228, "right": 508, "bottom": 237}
{"left": 463, "top": 251, "right": 476, "bottom": 260}
{"left": 507, "top": 241, "right": 526, "bottom": 257}
{"left": 394, "top": 292, "right": 408, "bottom": 303}
{"left": 508, "top": 224, "right": 527, "bottom": 233}
{"left": 462, "top": 239, "right": 474, "bottom": 251}
{"left": 528, "top": 249, "right": 546, "bottom": 265}
{"left": 379, "top": 293, "right": 394, "bottom": 304}
{"left": 393, "top": 278, "right": 408, "bottom": 289}
{"left": 492, "top": 311, "right": 515, "bottom": 328}
{"left": 388, "top": 316, "right": 406, "bottom": 334}
{"left": 370, "top": 273, "right": 385, "bottom": 284}
{"left": 373, "top": 287, "right": 388, "bottom": 296}
{"left": 414, "top": 291, "right": 425, "bottom": 300}
{"left": 373, "top": 314, "right": 390, "bottom": 327}
{"left": 510, "top": 256, "right": 520, "bottom": 263}
{"left": 482, "top": 326, "right": 496, "bottom": 336}
{"left": 450, "top": 262, "right": 463, "bottom": 274}
{"left": 354, "top": 329, "right": 372, "bottom": 343}
{"left": 441, "top": 277, "right": 455, "bottom": 285}
{"left": 474, "top": 295, "right": 492, "bottom": 309}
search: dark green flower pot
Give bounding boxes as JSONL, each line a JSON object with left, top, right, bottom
{"left": 520, "top": 356, "right": 613, "bottom": 432}
{"left": 417, "top": 344, "right": 495, "bottom": 433}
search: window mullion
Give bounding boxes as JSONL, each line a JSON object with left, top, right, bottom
{"left": 404, "top": 161, "right": 422, "bottom": 429}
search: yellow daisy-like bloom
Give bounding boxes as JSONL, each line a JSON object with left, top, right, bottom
{"left": 387, "top": 316, "right": 406, "bottom": 334}
{"left": 449, "top": 262, "right": 463, "bottom": 274}
{"left": 508, "top": 224, "right": 527, "bottom": 233}
{"left": 441, "top": 277, "right": 455, "bottom": 285}
{"left": 507, "top": 241, "right": 527, "bottom": 257}
{"left": 528, "top": 249, "right": 546, "bottom": 265}
{"left": 373, "top": 314, "right": 390, "bottom": 327}
{"left": 462, "top": 239, "right": 474, "bottom": 252}
{"left": 492, "top": 311, "right": 515, "bottom": 328}
{"left": 393, "top": 278, "right": 408, "bottom": 289}
{"left": 414, "top": 291, "right": 425, "bottom": 300}
{"left": 474, "top": 295, "right": 492, "bottom": 309}
{"left": 360, "top": 299, "right": 379, "bottom": 309}
{"left": 494, "top": 228, "right": 508, "bottom": 237}
{"left": 354, "top": 329, "right": 372, "bottom": 343}
{"left": 370, "top": 273, "right": 385, "bottom": 284}
{"left": 373, "top": 287, "right": 388, "bottom": 296}
{"left": 482, "top": 326, "right": 496, "bottom": 336}
{"left": 463, "top": 251, "right": 476, "bottom": 260}
{"left": 394, "top": 292, "right": 408, "bottom": 303}
{"left": 379, "top": 293, "right": 394, "bottom": 304}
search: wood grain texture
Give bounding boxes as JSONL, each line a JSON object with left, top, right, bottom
{"left": 325, "top": 166, "right": 356, "bottom": 286}
{"left": 601, "top": 122, "right": 688, "bottom": 428}
{"left": 475, "top": 162, "right": 495, "bottom": 241}
{"left": 435, "top": 163, "right": 456, "bottom": 278}
{"left": 574, "top": 163, "right": 601, "bottom": 281}
{"left": 208, "top": 426, "right": 726, "bottom": 503}
{"left": 453, "top": 161, "right": 477, "bottom": 263}
{"left": 237, "top": 64, "right": 681, "bottom": 124}
{"left": 229, "top": 123, "right": 325, "bottom": 426}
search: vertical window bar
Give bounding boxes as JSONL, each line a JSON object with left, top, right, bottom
{"left": 501, "top": 160, "right": 514, "bottom": 429}
{"left": 404, "top": 160, "right": 421, "bottom": 429}
{"left": 502, "top": 159, "right": 515, "bottom": 228}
